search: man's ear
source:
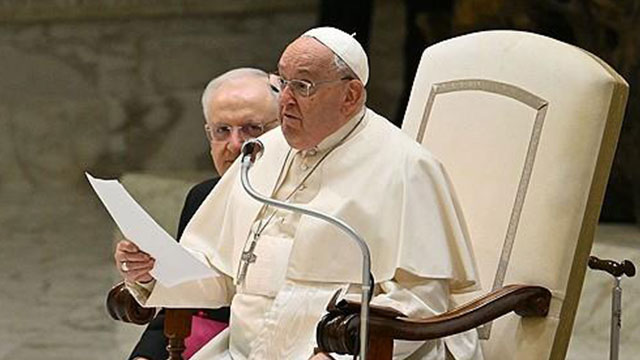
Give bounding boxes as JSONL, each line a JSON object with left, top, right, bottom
{"left": 342, "top": 80, "right": 364, "bottom": 114}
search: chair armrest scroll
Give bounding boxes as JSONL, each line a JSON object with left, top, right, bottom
{"left": 316, "top": 284, "right": 551, "bottom": 355}
{"left": 106, "top": 281, "right": 155, "bottom": 325}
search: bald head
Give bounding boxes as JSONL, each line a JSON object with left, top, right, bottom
{"left": 202, "top": 68, "right": 277, "bottom": 122}
{"left": 202, "top": 68, "right": 279, "bottom": 175}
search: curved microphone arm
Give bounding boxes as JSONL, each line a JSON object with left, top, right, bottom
{"left": 239, "top": 140, "right": 372, "bottom": 360}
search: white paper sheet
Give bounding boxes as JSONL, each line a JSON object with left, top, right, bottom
{"left": 86, "top": 172, "right": 218, "bottom": 287}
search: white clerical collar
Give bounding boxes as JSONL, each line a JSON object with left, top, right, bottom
{"left": 300, "top": 107, "right": 366, "bottom": 157}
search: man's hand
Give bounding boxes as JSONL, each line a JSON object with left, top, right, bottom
{"left": 114, "top": 240, "right": 155, "bottom": 283}
{"left": 309, "top": 352, "right": 335, "bottom": 360}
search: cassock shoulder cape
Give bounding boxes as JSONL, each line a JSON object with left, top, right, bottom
{"left": 181, "top": 109, "right": 479, "bottom": 293}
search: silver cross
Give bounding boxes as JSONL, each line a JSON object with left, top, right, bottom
{"left": 235, "top": 235, "right": 259, "bottom": 285}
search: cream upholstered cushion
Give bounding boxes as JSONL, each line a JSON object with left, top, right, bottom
{"left": 401, "top": 30, "right": 628, "bottom": 359}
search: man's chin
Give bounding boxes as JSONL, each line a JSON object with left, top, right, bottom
{"left": 283, "top": 130, "right": 314, "bottom": 150}
{"left": 282, "top": 131, "right": 301, "bottom": 149}
{"left": 282, "top": 123, "right": 298, "bottom": 138}
{"left": 215, "top": 161, "right": 234, "bottom": 176}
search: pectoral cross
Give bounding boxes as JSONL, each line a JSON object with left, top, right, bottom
{"left": 235, "top": 234, "right": 259, "bottom": 285}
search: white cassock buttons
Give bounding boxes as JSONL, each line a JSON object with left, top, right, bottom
{"left": 301, "top": 163, "right": 309, "bottom": 171}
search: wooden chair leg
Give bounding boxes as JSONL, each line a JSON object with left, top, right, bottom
{"left": 164, "top": 309, "right": 193, "bottom": 360}
{"left": 367, "top": 333, "right": 393, "bottom": 360}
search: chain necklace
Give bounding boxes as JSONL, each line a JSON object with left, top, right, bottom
{"left": 235, "top": 112, "right": 366, "bottom": 285}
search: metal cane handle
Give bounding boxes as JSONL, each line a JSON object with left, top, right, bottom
{"left": 588, "top": 256, "right": 636, "bottom": 278}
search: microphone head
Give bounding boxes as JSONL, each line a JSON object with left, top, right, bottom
{"left": 241, "top": 139, "right": 264, "bottom": 163}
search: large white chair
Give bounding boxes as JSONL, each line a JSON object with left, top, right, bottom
{"left": 316, "top": 30, "right": 628, "bottom": 359}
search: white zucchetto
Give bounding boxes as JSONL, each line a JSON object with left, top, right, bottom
{"left": 302, "top": 26, "right": 369, "bottom": 86}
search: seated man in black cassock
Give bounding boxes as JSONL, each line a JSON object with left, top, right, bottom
{"left": 118, "top": 68, "right": 279, "bottom": 360}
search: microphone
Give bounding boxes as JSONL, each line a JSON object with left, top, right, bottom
{"left": 241, "top": 139, "right": 264, "bottom": 164}
{"left": 239, "top": 142, "right": 373, "bottom": 360}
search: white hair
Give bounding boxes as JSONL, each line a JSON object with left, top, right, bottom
{"left": 332, "top": 53, "right": 357, "bottom": 79}
{"left": 201, "top": 67, "right": 278, "bottom": 122}
{"left": 332, "top": 53, "right": 366, "bottom": 108}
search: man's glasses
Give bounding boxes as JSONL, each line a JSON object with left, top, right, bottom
{"left": 204, "top": 120, "right": 278, "bottom": 143}
{"left": 269, "top": 73, "right": 352, "bottom": 97}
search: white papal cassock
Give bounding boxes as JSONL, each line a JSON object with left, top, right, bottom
{"left": 129, "top": 108, "right": 483, "bottom": 360}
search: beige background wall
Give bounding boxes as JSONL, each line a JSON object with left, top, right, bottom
{"left": 0, "top": 0, "right": 405, "bottom": 193}
{"left": 0, "top": 1, "right": 317, "bottom": 191}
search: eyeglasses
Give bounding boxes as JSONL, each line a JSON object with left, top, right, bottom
{"left": 204, "top": 119, "right": 278, "bottom": 143}
{"left": 269, "top": 73, "right": 352, "bottom": 97}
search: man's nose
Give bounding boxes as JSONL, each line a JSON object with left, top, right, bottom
{"left": 227, "top": 130, "right": 244, "bottom": 153}
{"left": 279, "top": 85, "right": 297, "bottom": 107}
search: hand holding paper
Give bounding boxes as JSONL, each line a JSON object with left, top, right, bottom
{"left": 86, "top": 172, "right": 218, "bottom": 287}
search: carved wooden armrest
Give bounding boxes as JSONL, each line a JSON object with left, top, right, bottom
{"left": 106, "top": 282, "right": 193, "bottom": 359}
{"left": 316, "top": 284, "right": 551, "bottom": 356}
{"left": 106, "top": 282, "right": 155, "bottom": 325}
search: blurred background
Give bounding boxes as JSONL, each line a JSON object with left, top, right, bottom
{"left": 0, "top": 0, "right": 638, "bottom": 359}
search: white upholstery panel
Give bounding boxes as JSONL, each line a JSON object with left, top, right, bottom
{"left": 422, "top": 89, "right": 539, "bottom": 291}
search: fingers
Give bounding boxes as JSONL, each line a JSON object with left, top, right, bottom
{"left": 124, "top": 258, "right": 155, "bottom": 273}
{"left": 309, "top": 353, "right": 335, "bottom": 360}
{"left": 114, "top": 239, "right": 155, "bottom": 283}
{"left": 116, "top": 239, "right": 142, "bottom": 254}
{"left": 115, "top": 240, "right": 151, "bottom": 262}
{"left": 122, "top": 251, "right": 153, "bottom": 262}
{"left": 125, "top": 259, "right": 155, "bottom": 283}
{"left": 118, "top": 258, "right": 155, "bottom": 282}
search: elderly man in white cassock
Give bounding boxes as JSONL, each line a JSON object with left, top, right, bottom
{"left": 122, "top": 27, "right": 483, "bottom": 360}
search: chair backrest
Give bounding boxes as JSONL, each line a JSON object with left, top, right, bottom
{"left": 401, "top": 30, "right": 628, "bottom": 359}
